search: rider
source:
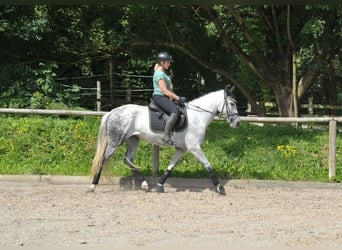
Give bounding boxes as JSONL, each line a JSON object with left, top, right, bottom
{"left": 152, "top": 51, "right": 186, "bottom": 145}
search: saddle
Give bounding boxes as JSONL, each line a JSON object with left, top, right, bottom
{"left": 148, "top": 99, "right": 188, "bottom": 133}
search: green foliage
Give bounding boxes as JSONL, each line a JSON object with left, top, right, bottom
{"left": 55, "top": 84, "right": 81, "bottom": 107}
{"left": 28, "top": 62, "right": 58, "bottom": 108}
{"left": 34, "top": 62, "right": 56, "bottom": 95}
{"left": 0, "top": 5, "right": 50, "bottom": 41}
{"left": 0, "top": 117, "right": 340, "bottom": 183}
{"left": 29, "top": 92, "right": 50, "bottom": 109}
{"left": 0, "top": 5, "right": 341, "bottom": 113}
{"left": 0, "top": 115, "right": 100, "bottom": 175}
{"left": 169, "top": 122, "right": 334, "bottom": 181}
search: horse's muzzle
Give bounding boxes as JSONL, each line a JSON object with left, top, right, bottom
{"left": 229, "top": 115, "right": 240, "bottom": 128}
{"left": 230, "top": 121, "right": 240, "bottom": 128}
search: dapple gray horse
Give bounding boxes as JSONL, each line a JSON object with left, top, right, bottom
{"left": 89, "top": 87, "right": 240, "bottom": 195}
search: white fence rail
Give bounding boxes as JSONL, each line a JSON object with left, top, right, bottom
{"left": 0, "top": 108, "right": 107, "bottom": 116}
{"left": 1, "top": 108, "right": 340, "bottom": 180}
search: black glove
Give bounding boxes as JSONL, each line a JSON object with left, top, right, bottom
{"left": 178, "top": 96, "right": 187, "bottom": 104}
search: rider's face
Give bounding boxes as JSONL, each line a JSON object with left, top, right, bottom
{"left": 161, "top": 60, "right": 171, "bottom": 70}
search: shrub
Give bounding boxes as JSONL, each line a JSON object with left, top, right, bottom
{"left": 0, "top": 115, "right": 340, "bottom": 182}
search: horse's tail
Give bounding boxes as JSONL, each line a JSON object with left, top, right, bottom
{"left": 91, "top": 112, "right": 110, "bottom": 176}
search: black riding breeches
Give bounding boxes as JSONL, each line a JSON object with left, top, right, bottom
{"left": 152, "top": 95, "right": 179, "bottom": 116}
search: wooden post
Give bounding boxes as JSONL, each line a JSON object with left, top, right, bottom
{"left": 126, "top": 87, "right": 132, "bottom": 103}
{"left": 152, "top": 145, "right": 159, "bottom": 176}
{"left": 308, "top": 96, "right": 314, "bottom": 115}
{"left": 328, "top": 120, "right": 337, "bottom": 180}
{"left": 96, "top": 81, "right": 101, "bottom": 111}
{"left": 109, "top": 59, "right": 114, "bottom": 109}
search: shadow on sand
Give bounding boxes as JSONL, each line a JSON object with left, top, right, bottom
{"left": 117, "top": 176, "right": 230, "bottom": 194}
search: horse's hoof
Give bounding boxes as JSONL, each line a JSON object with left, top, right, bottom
{"left": 155, "top": 183, "right": 164, "bottom": 193}
{"left": 141, "top": 180, "right": 149, "bottom": 190}
{"left": 216, "top": 185, "right": 226, "bottom": 195}
{"left": 87, "top": 184, "right": 96, "bottom": 193}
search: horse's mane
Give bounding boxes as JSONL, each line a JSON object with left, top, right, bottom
{"left": 189, "top": 89, "right": 236, "bottom": 105}
{"left": 189, "top": 89, "right": 223, "bottom": 105}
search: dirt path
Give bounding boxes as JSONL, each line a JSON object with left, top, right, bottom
{"left": 1, "top": 178, "right": 342, "bottom": 247}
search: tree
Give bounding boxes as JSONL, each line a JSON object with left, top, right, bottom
{"left": 0, "top": 5, "right": 133, "bottom": 109}
{"left": 0, "top": 5, "right": 340, "bottom": 115}
{"left": 130, "top": 5, "right": 341, "bottom": 116}
{"left": 0, "top": 5, "right": 54, "bottom": 107}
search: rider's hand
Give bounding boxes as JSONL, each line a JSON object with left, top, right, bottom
{"left": 178, "top": 96, "right": 186, "bottom": 104}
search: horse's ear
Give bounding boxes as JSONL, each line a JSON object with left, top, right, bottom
{"left": 225, "top": 85, "right": 235, "bottom": 96}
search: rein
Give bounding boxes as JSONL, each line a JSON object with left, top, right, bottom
{"left": 187, "top": 103, "right": 216, "bottom": 116}
{"left": 187, "top": 92, "right": 238, "bottom": 121}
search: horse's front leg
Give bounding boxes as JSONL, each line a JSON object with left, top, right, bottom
{"left": 124, "top": 156, "right": 149, "bottom": 190}
{"left": 189, "top": 147, "right": 226, "bottom": 195}
{"left": 155, "top": 148, "right": 185, "bottom": 193}
{"left": 125, "top": 136, "right": 149, "bottom": 190}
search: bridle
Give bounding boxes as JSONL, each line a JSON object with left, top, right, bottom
{"left": 187, "top": 87, "right": 239, "bottom": 123}
{"left": 221, "top": 86, "right": 239, "bottom": 123}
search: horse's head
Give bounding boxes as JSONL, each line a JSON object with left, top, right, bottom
{"left": 222, "top": 86, "right": 240, "bottom": 128}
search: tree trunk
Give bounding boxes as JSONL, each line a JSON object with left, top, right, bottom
{"left": 297, "top": 55, "right": 323, "bottom": 102}
{"left": 287, "top": 5, "right": 298, "bottom": 118}
{"left": 274, "top": 84, "right": 293, "bottom": 117}
{"left": 292, "top": 53, "right": 298, "bottom": 118}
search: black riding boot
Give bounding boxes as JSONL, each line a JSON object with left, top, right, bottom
{"left": 162, "top": 113, "right": 178, "bottom": 145}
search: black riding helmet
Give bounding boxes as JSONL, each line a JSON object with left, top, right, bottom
{"left": 156, "top": 51, "right": 174, "bottom": 63}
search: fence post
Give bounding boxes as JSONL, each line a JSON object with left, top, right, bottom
{"left": 329, "top": 120, "right": 337, "bottom": 180}
{"left": 308, "top": 96, "right": 314, "bottom": 115}
{"left": 152, "top": 145, "right": 159, "bottom": 176}
{"left": 109, "top": 59, "right": 114, "bottom": 109}
{"left": 126, "top": 87, "right": 132, "bottom": 103}
{"left": 96, "top": 81, "right": 101, "bottom": 111}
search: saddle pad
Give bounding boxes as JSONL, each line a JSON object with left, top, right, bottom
{"left": 149, "top": 110, "right": 166, "bottom": 133}
{"left": 149, "top": 107, "right": 188, "bottom": 133}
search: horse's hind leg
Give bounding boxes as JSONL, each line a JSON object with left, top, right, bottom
{"left": 124, "top": 136, "right": 149, "bottom": 190}
{"left": 89, "top": 144, "right": 117, "bottom": 192}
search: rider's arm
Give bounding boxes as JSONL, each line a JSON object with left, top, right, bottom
{"left": 158, "top": 79, "right": 180, "bottom": 101}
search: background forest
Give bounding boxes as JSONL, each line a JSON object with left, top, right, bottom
{"left": 0, "top": 5, "right": 341, "bottom": 117}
